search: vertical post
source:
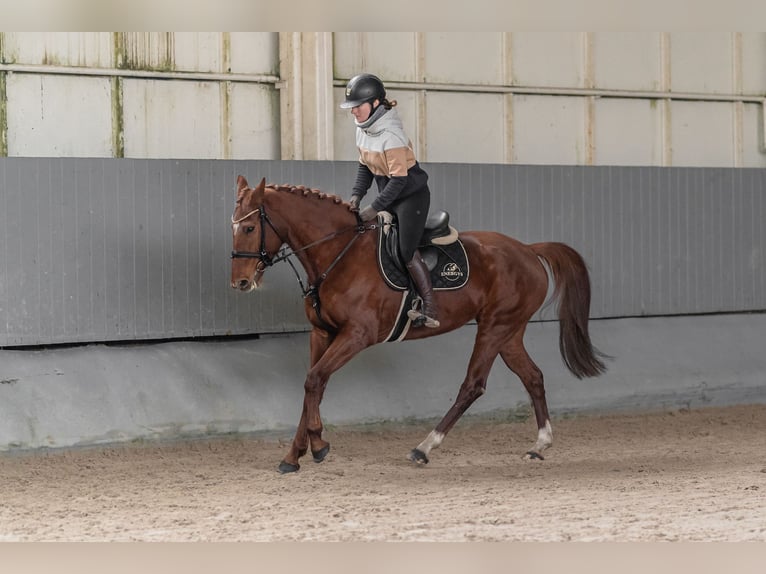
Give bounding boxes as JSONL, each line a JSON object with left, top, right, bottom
{"left": 0, "top": 33, "right": 6, "bottom": 157}
{"left": 301, "top": 32, "right": 334, "bottom": 160}
{"left": 415, "top": 32, "right": 427, "bottom": 162}
{"left": 110, "top": 76, "right": 124, "bottom": 158}
{"left": 502, "top": 32, "right": 514, "bottom": 164}
{"left": 731, "top": 32, "right": 743, "bottom": 167}
{"left": 110, "top": 33, "right": 124, "bottom": 158}
{"left": 277, "top": 32, "right": 334, "bottom": 161}
{"left": 660, "top": 32, "right": 672, "bottom": 167}
{"left": 220, "top": 32, "right": 232, "bottom": 160}
{"left": 0, "top": 72, "right": 6, "bottom": 158}
{"left": 320, "top": 32, "right": 335, "bottom": 160}
{"left": 582, "top": 32, "right": 595, "bottom": 165}
{"left": 278, "top": 32, "right": 303, "bottom": 160}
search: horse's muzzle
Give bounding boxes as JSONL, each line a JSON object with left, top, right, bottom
{"left": 232, "top": 278, "right": 256, "bottom": 292}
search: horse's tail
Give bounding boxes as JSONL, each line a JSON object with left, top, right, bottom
{"left": 530, "top": 242, "right": 608, "bottom": 379}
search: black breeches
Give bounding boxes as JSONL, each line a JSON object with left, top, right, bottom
{"left": 389, "top": 188, "right": 430, "bottom": 263}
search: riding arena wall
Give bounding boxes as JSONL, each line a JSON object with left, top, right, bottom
{"left": 1, "top": 158, "right": 764, "bottom": 450}
{"left": 1, "top": 32, "right": 765, "bottom": 450}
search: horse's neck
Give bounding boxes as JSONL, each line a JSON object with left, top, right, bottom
{"left": 266, "top": 189, "right": 355, "bottom": 279}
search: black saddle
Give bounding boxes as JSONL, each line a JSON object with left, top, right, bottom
{"left": 420, "top": 210, "right": 457, "bottom": 245}
{"left": 377, "top": 210, "right": 469, "bottom": 291}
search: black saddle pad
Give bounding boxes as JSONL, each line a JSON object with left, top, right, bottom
{"left": 376, "top": 225, "right": 469, "bottom": 291}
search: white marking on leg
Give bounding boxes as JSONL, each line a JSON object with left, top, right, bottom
{"left": 416, "top": 430, "right": 444, "bottom": 457}
{"left": 534, "top": 419, "right": 553, "bottom": 453}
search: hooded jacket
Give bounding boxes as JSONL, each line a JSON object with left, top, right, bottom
{"left": 351, "top": 106, "right": 429, "bottom": 212}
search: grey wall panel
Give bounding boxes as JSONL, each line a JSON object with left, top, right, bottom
{"left": 1, "top": 158, "right": 764, "bottom": 347}
{"left": 425, "top": 164, "right": 766, "bottom": 319}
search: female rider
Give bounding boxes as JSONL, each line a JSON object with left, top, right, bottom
{"left": 340, "top": 73, "right": 439, "bottom": 328}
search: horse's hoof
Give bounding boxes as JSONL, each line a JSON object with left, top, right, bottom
{"left": 524, "top": 451, "right": 545, "bottom": 461}
{"left": 312, "top": 444, "right": 330, "bottom": 463}
{"left": 408, "top": 448, "right": 429, "bottom": 465}
{"left": 278, "top": 460, "right": 300, "bottom": 474}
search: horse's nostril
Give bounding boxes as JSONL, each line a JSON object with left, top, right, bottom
{"left": 238, "top": 279, "right": 250, "bottom": 290}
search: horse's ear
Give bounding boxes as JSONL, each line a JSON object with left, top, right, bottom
{"left": 236, "top": 175, "right": 249, "bottom": 201}
{"left": 251, "top": 177, "right": 266, "bottom": 201}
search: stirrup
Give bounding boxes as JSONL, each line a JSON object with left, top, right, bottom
{"left": 407, "top": 308, "right": 440, "bottom": 328}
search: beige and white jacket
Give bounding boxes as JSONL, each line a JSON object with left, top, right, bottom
{"left": 351, "top": 107, "right": 429, "bottom": 212}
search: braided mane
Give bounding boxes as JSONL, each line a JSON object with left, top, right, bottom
{"left": 267, "top": 183, "right": 350, "bottom": 207}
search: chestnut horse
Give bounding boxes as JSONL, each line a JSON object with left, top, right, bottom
{"left": 231, "top": 176, "right": 607, "bottom": 473}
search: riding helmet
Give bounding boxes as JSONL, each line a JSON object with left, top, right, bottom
{"left": 339, "top": 73, "right": 386, "bottom": 109}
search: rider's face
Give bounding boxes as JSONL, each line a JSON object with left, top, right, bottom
{"left": 351, "top": 100, "right": 377, "bottom": 122}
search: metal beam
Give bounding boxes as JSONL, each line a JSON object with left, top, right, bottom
{"left": 333, "top": 78, "right": 766, "bottom": 105}
{"left": 0, "top": 63, "right": 279, "bottom": 85}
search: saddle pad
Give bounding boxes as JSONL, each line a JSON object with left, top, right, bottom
{"left": 377, "top": 227, "right": 470, "bottom": 291}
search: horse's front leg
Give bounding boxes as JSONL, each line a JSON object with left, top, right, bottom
{"left": 306, "top": 329, "right": 333, "bottom": 462}
{"left": 279, "top": 326, "right": 371, "bottom": 474}
{"left": 279, "top": 328, "right": 332, "bottom": 472}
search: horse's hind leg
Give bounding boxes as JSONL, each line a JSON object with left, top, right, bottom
{"left": 500, "top": 331, "right": 552, "bottom": 460}
{"left": 408, "top": 329, "right": 500, "bottom": 465}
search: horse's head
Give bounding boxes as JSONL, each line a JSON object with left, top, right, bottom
{"left": 230, "top": 175, "right": 283, "bottom": 291}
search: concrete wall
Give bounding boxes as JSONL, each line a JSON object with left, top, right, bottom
{"left": 1, "top": 313, "right": 765, "bottom": 451}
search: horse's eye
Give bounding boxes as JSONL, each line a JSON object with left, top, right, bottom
{"left": 245, "top": 226, "right": 255, "bottom": 234}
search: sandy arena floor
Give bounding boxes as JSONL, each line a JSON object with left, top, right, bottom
{"left": 0, "top": 404, "right": 764, "bottom": 542}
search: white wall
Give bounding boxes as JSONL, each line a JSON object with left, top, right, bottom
{"left": 0, "top": 32, "right": 280, "bottom": 159}
{"left": 6, "top": 73, "right": 114, "bottom": 157}
{"left": 2, "top": 32, "right": 765, "bottom": 167}
{"left": 333, "top": 32, "right": 766, "bottom": 167}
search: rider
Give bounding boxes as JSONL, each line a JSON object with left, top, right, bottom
{"left": 340, "top": 73, "right": 439, "bottom": 328}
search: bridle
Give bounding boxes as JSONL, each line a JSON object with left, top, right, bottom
{"left": 231, "top": 206, "right": 281, "bottom": 268}
{"left": 230, "top": 202, "right": 376, "bottom": 325}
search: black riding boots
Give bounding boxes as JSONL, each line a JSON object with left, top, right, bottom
{"left": 405, "top": 251, "right": 440, "bottom": 328}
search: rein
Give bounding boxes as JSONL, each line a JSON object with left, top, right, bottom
{"left": 231, "top": 205, "right": 376, "bottom": 321}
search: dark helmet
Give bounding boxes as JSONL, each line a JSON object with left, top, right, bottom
{"left": 339, "top": 73, "right": 386, "bottom": 109}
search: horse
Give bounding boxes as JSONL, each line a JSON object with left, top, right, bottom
{"left": 230, "top": 176, "right": 607, "bottom": 473}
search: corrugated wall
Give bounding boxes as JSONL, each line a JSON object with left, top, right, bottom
{"left": 1, "top": 158, "right": 764, "bottom": 347}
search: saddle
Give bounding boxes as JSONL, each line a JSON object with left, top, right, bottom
{"left": 377, "top": 209, "right": 469, "bottom": 292}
